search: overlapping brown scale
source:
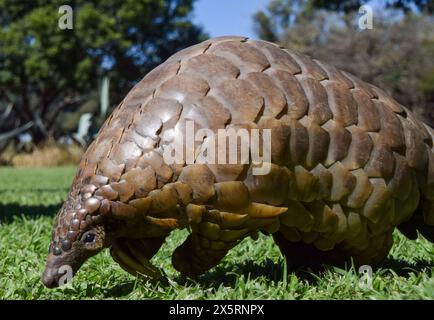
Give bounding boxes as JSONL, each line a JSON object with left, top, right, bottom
{"left": 213, "top": 181, "right": 250, "bottom": 212}
{"left": 310, "top": 164, "right": 333, "bottom": 200}
{"left": 344, "top": 168, "right": 373, "bottom": 209}
{"left": 321, "top": 120, "right": 352, "bottom": 167}
{"left": 387, "top": 154, "right": 413, "bottom": 198}
{"left": 297, "top": 76, "right": 333, "bottom": 125}
{"left": 110, "top": 180, "right": 135, "bottom": 203}
{"left": 302, "top": 118, "right": 330, "bottom": 169}
{"left": 186, "top": 203, "right": 205, "bottom": 224}
{"left": 99, "top": 199, "right": 111, "bottom": 215}
{"left": 345, "top": 210, "right": 364, "bottom": 239}
{"left": 342, "top": 71, "right": 377, "bottom": 98}
{"left": 128, "top": 197, "right": 152, "bottom": 215}
{"left": 136, "top": 151, "right": 172, "bottom": 187}
{"left": 374, "top": 100, "right": 406, "bottom": 153}
{"left": 180, "top": 53, "right": 240, "bottom": 87}
{"left": 123, "top": 130, "right": 159, "bottom": 152}
{"left": 120, "top": 166, "right": 157, "bottom": 198}
{"left": 323, "top": 81, "right": 359, "bottom": 127}
{"left": 111, "top": 201, "right": 138, "bottom": 220}
{"left": 134, "top": 113, "right": 162, "bottom": 141}
{"left": 79, "top": 163, "right": 97, "bottom": 183}
{"left": 178, "top": 164, "right": 216, "bottom": 203}
{"left": 90, "top": 175, "right": 109, "bottom": 187}
{"left": 400, "top": 117, "right": 429, "bottom": 170}
{"left": 364, "top": 134, "right": 396, "bottom": 180}
{"left": 288, "top": 165, "right": 319, "bottom": 202}
{"left": 279, "top": 200, "right": 314, "bottom": 232}
{"left": 394, "top": 175, "right": 420, "bottom": 224}
{"left": 285, "top": 50, "right": 328, "bottom": 81}
{"left": 184, "top": 96, "right": 231, "bottom": 129}
{"left": 371, "top": 86, "right": 405, "bottom": 114}
{"left": 268, "top": 71, "right": 308, "bottom": 120}
{"left": 352, "top": 91, "right": 381, "bottom": 133}
{"left": 207, "top": 163, "right": 247, "bottom": 183}
{"left": 212, "top": 78, "right": 264, "bottom": 124}
{"left": 361, "top": 178, "right": 393, "bottom": 224}
{"left": 88, "top": 137, "right": 112, "bottom": 163}
{"left": 84, "top": 198, "right": 100, "bottom": 214}
{"left": 244, "top": 163, "right": 290, "bottom": 205}
{"left": 330, "top": 203, "right": 349, "bottom": 240}
{"left": 146, "top": 98, "right": 183, "bottom": 127}
{"left": 166, "top": 40, "right": 213, "bottom": 63}
{"left": 127, "top": 59, "right": 180, "bottom": 102}
{"left": 156, "top": 74, "right": 209, "bottom": 104}
{"left": 327, "top": 162, "right": 357, "bottom": 202}
{"left": 313, "top": 60, "right": 354, "bottom": 89}
{"left": 248, "top": 39, "right": 301, "bottom": 74}
{"left": 304, "top": 201, "right": 339, "bottom": 233}
{"left": 339, "top": 126, "right": 372, "bottom": 170}
{"left": 170, "top": 182, "right": 193, "bottom": 206}
{"left": 286, "top": 117, "right": 309, "bottom": 166}
{"left": 367, "top": 200, "right": 395, "bottom": 236}
{"left": 208, "top": 40, "right": 270, "bottom": 74}
{"left": 257, "top": 117, "right": 290, "bottom": 165}
{"left": 110, "top": 141, "right": 142, "bottom": 171}
{"left": 149, "top": 187, "right": 178, "bottom": 213}
{"left": 407, "top": 110, "right": 433, "bottom": 147}
{"left": 97, "top": 158, "right": 125, "bottom": 182}
{"left": 244, "top": 72, "right": 287, "bottom": 118}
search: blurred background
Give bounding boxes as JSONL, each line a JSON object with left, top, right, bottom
{"left": 1, "top": 0, "right": 433, "bottom": 167}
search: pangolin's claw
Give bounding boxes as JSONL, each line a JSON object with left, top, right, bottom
{"left": 110, "top": 238, "right": 168, "bottom": 285}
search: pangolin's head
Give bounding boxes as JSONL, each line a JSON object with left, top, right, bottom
{"left": 42, "top": 181, "right": 112, "bottom": 288}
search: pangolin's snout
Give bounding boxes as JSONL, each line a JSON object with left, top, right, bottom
{"left": 42, "top": 254, "right": 76, "bottom": 288}
{"left": 42, "top": 266, "right": 60, "bottom": 288}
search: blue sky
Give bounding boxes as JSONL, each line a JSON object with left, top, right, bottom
{"left": 193, "top": 0, "right": 270, "bottom": 39}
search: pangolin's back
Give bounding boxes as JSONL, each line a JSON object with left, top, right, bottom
{"left": 66, "top": 36, "right": 434, "bottom": 275}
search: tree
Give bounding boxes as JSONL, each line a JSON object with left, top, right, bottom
{"left": 0, "top": 0, "right": 205, "bottom": 149}
{"left": 253, "top": 0, "right": 434, "bottom": 127}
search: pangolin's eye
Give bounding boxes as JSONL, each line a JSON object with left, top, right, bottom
{"left": 83, "top": 233, "right": 96, "bottom": 243}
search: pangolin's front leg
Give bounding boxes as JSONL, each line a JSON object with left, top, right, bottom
{"left": 110, "top": 237, "right": 167, "bottom": 281}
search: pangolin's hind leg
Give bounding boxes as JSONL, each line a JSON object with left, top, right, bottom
{"left": 110, "top": 237, "right": 167, "bottom": 282}
{"left": 171, "top": 233, "right": 237, "bottom": 277}
{"left": 273, "top": 232, "right": 350, "bottom": 270}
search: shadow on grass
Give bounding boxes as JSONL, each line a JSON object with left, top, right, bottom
{"left": 176, "top": 256, "right": 434, "bottom": 291}
{"left": 0, "top": 202, "right": 61, "bottom": 223}
{"left": 98, "top": 255, "right": 434, "bottom": 298}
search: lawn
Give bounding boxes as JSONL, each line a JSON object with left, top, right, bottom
{"left": 0, "top": 166, "right": 433, "bottom": 299}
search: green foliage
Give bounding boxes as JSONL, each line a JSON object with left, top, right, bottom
{"left": 0, "top": 167, "right": 433, "bottom": 299}
{"left": 0, "top": 0, "right": 205, "bottom": 144}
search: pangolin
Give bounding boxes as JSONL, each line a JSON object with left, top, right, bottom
{"left": 42, "top": 36, "right": 434, "bottom": 288}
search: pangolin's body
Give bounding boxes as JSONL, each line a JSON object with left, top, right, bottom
{"left": 43, "top": 36, "right": 434, "bottom": 287}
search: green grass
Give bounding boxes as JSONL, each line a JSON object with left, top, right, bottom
{"left": 0, "top": 166, "right": 433, "bottom": 299}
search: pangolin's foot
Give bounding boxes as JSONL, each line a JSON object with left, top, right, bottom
{"left": 110, "top": 237, "right": 168, "bottom": 285}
